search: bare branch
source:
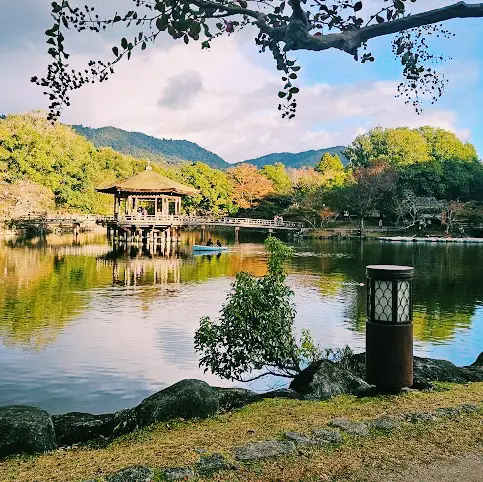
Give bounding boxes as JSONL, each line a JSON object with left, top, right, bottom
{"left": 289, "top": 2, "right": 483, "bottom": 53}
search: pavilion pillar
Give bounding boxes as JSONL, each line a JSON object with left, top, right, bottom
{"left": 114, "top": 195, "right": 120, "bottom": 220}
{"left": 154, "top": 196, "right": 158, "bottom": 218}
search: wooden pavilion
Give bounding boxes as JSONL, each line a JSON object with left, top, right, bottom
{"left": 96, "top": 163, "right": 198, "bottom": 220}
{"left": 96, "top": 163, "right": 198, "bottom": 244}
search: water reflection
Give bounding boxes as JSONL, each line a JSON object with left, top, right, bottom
{"left": 0, "top": 233, "right": 481, "bottom": 413}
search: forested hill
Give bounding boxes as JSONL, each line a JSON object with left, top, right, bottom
{"left": 72, "top": 125, "right": 229, "bottom": 169}
{"left": 241, "top": 146, "right": 348, "bottom": 168}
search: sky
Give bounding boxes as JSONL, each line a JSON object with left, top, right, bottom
{"left": 0, "top": 0, "right": 482, "bottom": 163}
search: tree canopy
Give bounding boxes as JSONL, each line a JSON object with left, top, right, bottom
{"left": 345, "top": 126, "right": 478, "bottom": 168}
{"left": 35, "top": 1, "right": 483, "bottom": 121}
{"left": 0, "top": 113, "right": 145, "bottom": 213}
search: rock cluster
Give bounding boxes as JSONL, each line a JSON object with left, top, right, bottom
{"left": 1, "top": 351, "right": 482, "bottom": 461}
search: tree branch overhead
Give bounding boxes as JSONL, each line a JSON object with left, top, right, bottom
{"left": 34, "top": 1, "right": 483, "bottom": 121}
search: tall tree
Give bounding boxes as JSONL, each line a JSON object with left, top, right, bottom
{"left": 261, "top": 163, "right": 292, "bottom": 195}
{"left": 418, "top": 127, "right": 478, "bottom": 163}
{"left": 168, "top": 162, "right": 235, "bottom": 215}
{"left": 338, "top": 161, "right": 397, "bottom": 233}
{"left": 228, "top": 164, "right": 274, "bottom": 209}
{"left": 35, "top": 1, "right": 483, "bottom": 120}
{"left": 345, "top": 127, "right": 431, "bottom": 167}
{"left": 315, "top": 153, "right": 346, "bottom": 188}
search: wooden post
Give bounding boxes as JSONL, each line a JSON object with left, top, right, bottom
{"left": 114, "top": 195, "right": 120, "bottom": 220}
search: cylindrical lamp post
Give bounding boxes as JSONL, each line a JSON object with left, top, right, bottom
{"left": 366, "top": 265, "right": 414, "bottom": 391}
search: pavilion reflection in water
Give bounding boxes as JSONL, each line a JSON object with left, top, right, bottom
{"left": 97, "top": 243, "right": 182, "bottom": 288}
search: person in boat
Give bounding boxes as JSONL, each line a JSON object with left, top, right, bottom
{"left": 216, "top": 240, "right": 222, "bottom": 247}
{"left": 206, "top": 239, "right": 213, "bottom": 246}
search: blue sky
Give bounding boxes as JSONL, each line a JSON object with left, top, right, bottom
{"left": 0, "top": 1, "right": 482, "bottom": 162}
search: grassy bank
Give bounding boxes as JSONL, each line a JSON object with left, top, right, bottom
{"left": 1, "top": 383, "right": 482, "bottom": 482}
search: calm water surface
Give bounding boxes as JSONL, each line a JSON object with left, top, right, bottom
{"left": 0, "top": 231, "right": 482, "bottom": 414}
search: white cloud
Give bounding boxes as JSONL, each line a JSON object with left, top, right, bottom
{"left": 0, "top": 1, "right": 476, "bottom": 163}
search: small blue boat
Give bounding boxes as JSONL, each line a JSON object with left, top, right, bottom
{"left": 192, "top": 245, "right": 228, "bottom": 252}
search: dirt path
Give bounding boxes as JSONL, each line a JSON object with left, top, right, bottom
{"left": 391, "top": 453, "right": 483, "bottom": 482}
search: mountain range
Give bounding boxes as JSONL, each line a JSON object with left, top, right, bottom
{"left": 72, "top": 125, "right": 348, "bottom": 170}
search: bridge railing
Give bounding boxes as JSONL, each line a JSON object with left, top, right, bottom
{"left": 116, "top": 215, "right": 302, "bottom": 229}
{"left": 12, "top": 214, "right": 303, "bottom": 229}
{"left": 14, "top": 214, "right": 103, "bottom": 223}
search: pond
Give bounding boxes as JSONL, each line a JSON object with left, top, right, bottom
{"left": 0, "top": 230, "right": 482, "bottom": 414}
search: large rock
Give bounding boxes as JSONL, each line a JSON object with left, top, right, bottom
{"left": 216, "top": 388, "right": 259, "bottom": 412}
{"left": 290, "top": 359, "right": 371, "bottom": 400}
{"left": 471, "top": 352, "right": 483, "bottom": 367}
{"left": 114, "top": 379, "right": 218, "bottom": 436}
{"left": 0, "top": 405, "right": 56, "bottom": 458}
{"left": 52, "top": 412, "right": 121, "bottom": 446}
{"left": 261, "top": 388, "right": 302, "bottom": 400}
{"left": 345, "top": 352, "right": 483, "bottom": 386}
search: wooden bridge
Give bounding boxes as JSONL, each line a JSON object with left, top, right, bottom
{"left": 10, "top": 214, "right": 303, "bottom": 239}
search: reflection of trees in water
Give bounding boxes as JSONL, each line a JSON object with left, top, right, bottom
{"left": 0, "top": 251, "right": 111, "bottom": 349}
{"left": 1, "top": 235, "right": 481, "bottom": 350}
{"left": 292, "top": 240, "right": 481, "bottom": 342}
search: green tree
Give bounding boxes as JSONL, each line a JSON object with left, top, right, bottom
{"left": 0, "top": 113, "right": 146, "bottom": 214}
{"left": 261, "top": 163, "right": 292, "bottom": 195}
{"left": 168, "top": 162, "right": 236, "bottom": 216}
{"left": 315, "top": 153, "right": 346, "bottom": 188}
{"left": 195, "top": 238, "right": 316, "bottom": 382}
{"left": 345, "top": 127, "right": 431, "bottom": 168}
{"left": 37, "top": 2, "right": 483, "bottom": 121}
{"left": 418, "top": 127, "right": 478, "bottom": 163}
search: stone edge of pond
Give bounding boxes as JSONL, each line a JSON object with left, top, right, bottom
{"left": 83, "top": 402, "right": 483, "bottom": 481}
{"left": 1, "top": 351, "right": 482, "bottom": 460}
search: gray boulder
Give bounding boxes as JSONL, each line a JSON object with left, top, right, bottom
{"left": 261, "top": 388, "right": 302, "bottom": 400}
{"left": 0, "top": 405, "right": 56, "bottom": 458}
{"left": 114, "top": 379, "right": 218, "bottom": 436}
{"left": 52, "top": 412, "right": 120, "bottom": 446}
{"left": 471, "top": 352, "right": 483, "bottom": 367}
{"left": 106, "top": 466, "right": 155, "bottom": 482}
{"left": 346, "top": 352, "right": 483, "bottom": 386}
{"left": 290, "top": 359, "right": 370, "bottom": 400}
{"left": 216, "top": 388, "right": 259, "bottom": 412}
{"left": 233, "top": 440, "right": 296, "bottom": 461}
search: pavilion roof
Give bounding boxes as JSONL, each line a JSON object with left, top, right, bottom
{"left": 96, "top": 167, "right": 198, "bottom": 196}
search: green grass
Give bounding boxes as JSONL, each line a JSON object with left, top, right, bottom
{"left": 1, "top": 383, "right": 483, "bottom": 482}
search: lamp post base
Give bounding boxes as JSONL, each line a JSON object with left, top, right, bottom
{"left": 366, "top": 321, "right": 413, "bottom": 390}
